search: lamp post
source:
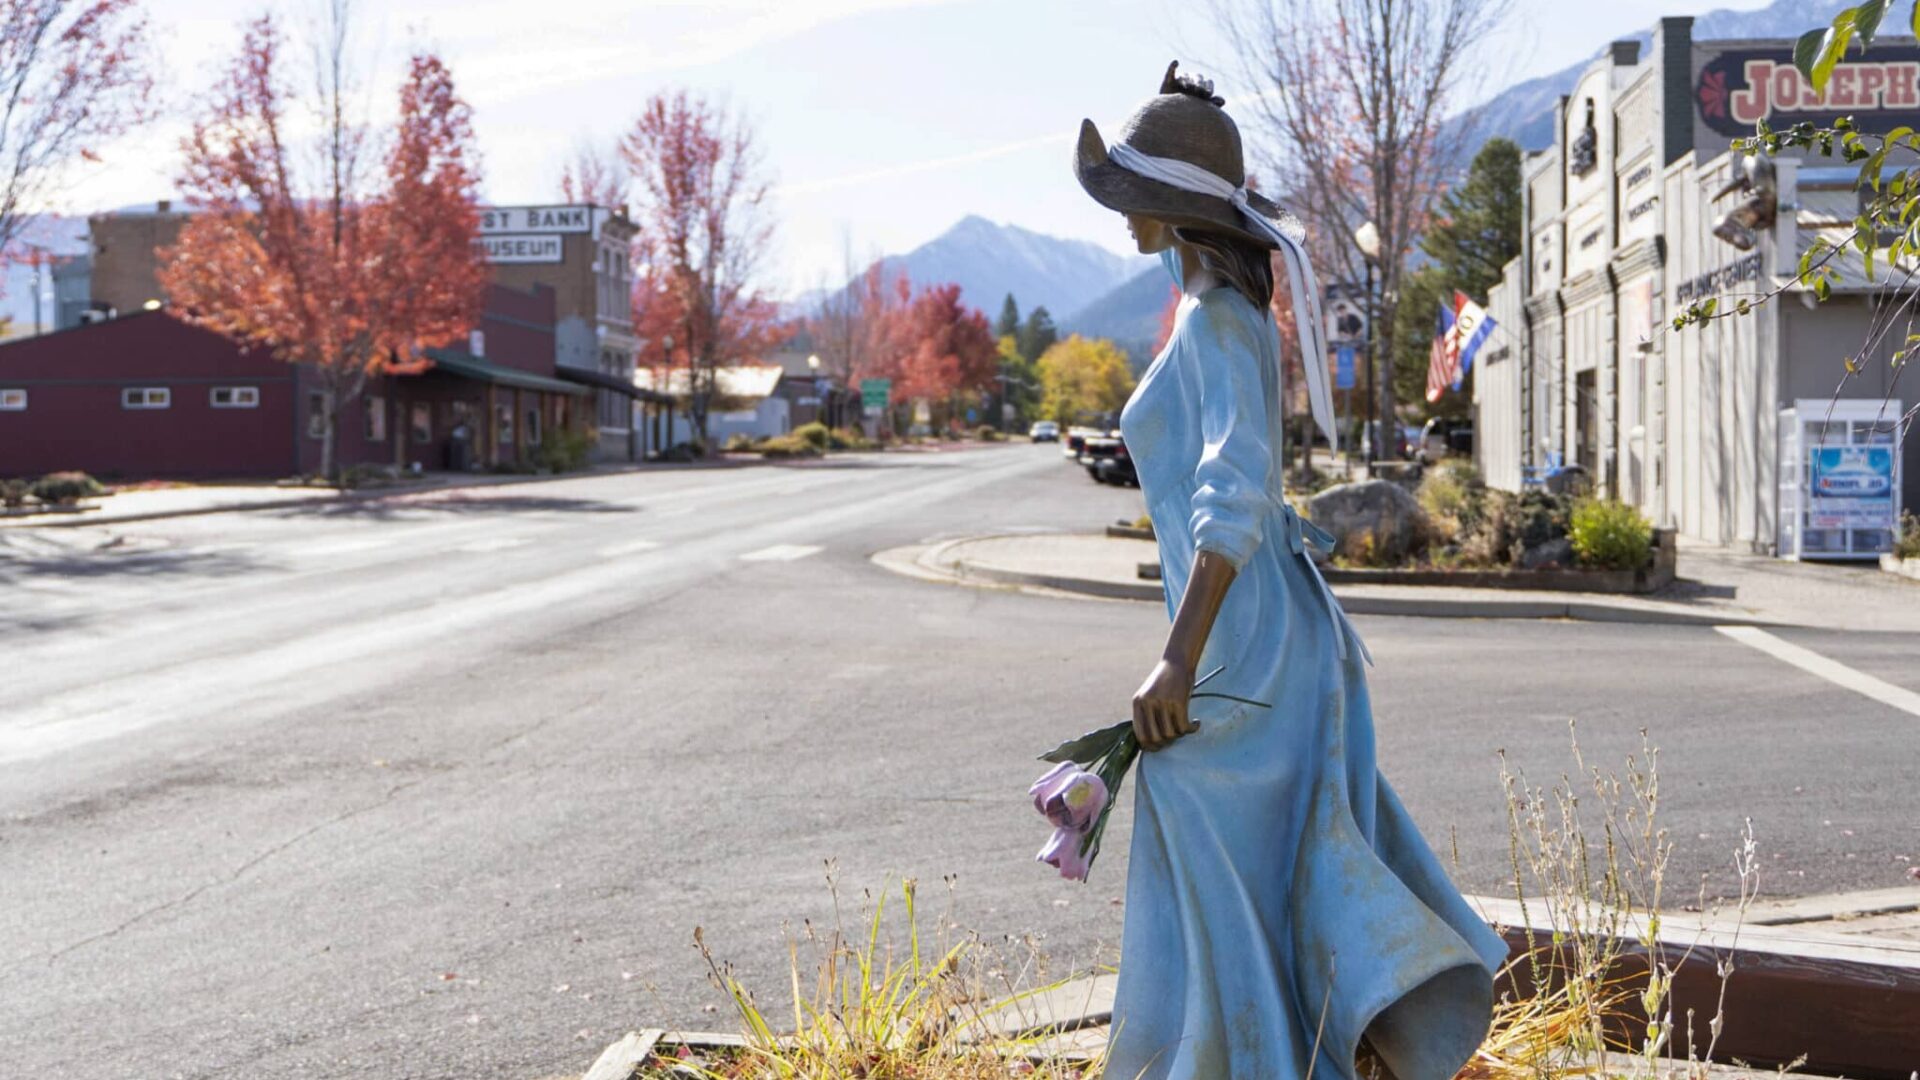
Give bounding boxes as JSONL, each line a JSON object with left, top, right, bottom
{"left": 807, "top": 353, "right": 823, "bottom": 428}
{"left": 1353, "top": 221, "right": 1382, "bottom": 467}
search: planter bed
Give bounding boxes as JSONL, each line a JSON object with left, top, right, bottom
{"left": 1880, "top": 553, "right": 1920, "bottom": 581}
{"left": 1319, "top": 563, "right": 1668, "bottom": 594}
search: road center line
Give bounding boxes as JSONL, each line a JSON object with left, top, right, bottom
{"left": 597, "top": 538, "right": 661, "bottom": 558}
{"left": 1715, "top": 625, "right": 1920, "bottom": 718}
{"left": 739, "top": 544, "right": 822, "bottom": 562}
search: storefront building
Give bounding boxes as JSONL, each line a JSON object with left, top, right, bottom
{"left": 1476, "top": 18, "right": 1915, "bottom": 555}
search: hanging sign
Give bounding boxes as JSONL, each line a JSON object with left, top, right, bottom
{"left": 1809, "top": 446, "right": 1896, "bottom": 530}
{"left": 1335, "top": 345, "right": 1357, "bottom": 390}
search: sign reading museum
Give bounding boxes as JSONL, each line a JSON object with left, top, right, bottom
{"left": 478, "top": 234, "right": 563, "bottom": 264}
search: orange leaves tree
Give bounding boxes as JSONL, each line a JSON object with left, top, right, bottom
{"left": 0, "top": 0, "right": 153, "bottom": 262}
{"left": 621, "top": 91, "right": 779, "bottom": 453}
{"left": 159, "top": 8, "right": 487, "bottom": 480}
{"left": 887, "top": 282, "right": 998, "bottom": 416}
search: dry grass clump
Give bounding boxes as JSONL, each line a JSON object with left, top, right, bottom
{"left": 641, "top": 868, "right": 1100, "bottom": 1079}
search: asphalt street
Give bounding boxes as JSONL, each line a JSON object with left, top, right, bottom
{"left": 3, "top": 443, "right": 1917, "bottom": 1079}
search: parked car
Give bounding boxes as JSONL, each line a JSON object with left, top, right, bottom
{"left": 1079, "top": 433, "right": 1138, "bottom": 486}
{"left": 1028, "top": 420, "right": 1060, "bottom": 442}
{"left": 1416, "top": 418, "right": 1474, "bottom": 464}
{"left": 1063, "top": 426, "right": 1100, "bottom": 459}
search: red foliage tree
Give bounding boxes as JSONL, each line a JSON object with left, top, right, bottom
{"left": 558, "top": 142, "right": 628, "bottom": 212}
{"left": 875, "top": 281, "right": 997, "bottom": 429}
{"left": 1151, "top": 283, "right": 1181, "bottom": 355}
{"left": 160, "top": 13, "right": 487, "bottom": 479}
{"left": 621, "top": 90, "right": 779, "bottom": 452}
{"left": 0, "top": 1, "right": 153, "bottom": 265}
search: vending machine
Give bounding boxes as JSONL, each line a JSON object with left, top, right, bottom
{"left": 1777, "top": 399, "right": 1904, "bottom": 559}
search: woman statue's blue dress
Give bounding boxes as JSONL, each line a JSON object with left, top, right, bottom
{"left": 1104, "top": 278, "right": 1508, "bottom": 1080}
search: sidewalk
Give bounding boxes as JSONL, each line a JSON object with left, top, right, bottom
{"left": 891, "top": 531, "right": 1920, "bottom": 630}
{"left": 0, "top": 462, "right": 667, "bottom": 530}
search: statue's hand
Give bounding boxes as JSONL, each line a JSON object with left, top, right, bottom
{"left": 1132, "top": 657, "right": 1200, "bottom": 751}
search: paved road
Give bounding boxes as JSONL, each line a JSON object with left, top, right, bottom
{"left": 3, "top": 445, "right": 1916, "bottom": 1079}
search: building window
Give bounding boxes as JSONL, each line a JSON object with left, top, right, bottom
{"left": 496, "top": 403, "right": 513, "bottom": 445}
{"left": 410, "top": 403, "right": 432, "bottom": 444}
{"left": 469, "top": 329, "right": 485, "bottom": 357}
{"left": 307, "top": 392, "right": 326, "bottom": 438}
{"left": 122, "top": 387, "right": 170, "bottom": 409}
{"left": 210, "top": 386, "right": 259, "bottom": 409}
{"left": 526, "top": 406, "right": 541, "bottom": 445}
{"left": 365, "top": 395, "right": 387, "bottom": 442}
{"left": 0, "top": 388, "right": 25, "bottom": 411}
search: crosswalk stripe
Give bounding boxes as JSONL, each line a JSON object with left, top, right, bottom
{"left": 1716, "top": 625, "right": 1920, "bottom": 718}
{"left": 455, "top": 537, "right": 531, "bottom": 554}
{"left": 738, "top": 544, "right": 822, "bottom": 562}
{"left": 597, "top": 539, "right": 661, "bottom": 558}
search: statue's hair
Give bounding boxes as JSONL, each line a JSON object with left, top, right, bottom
{"left": 1174, "top": 225, "right": 1273, "bottom": 311}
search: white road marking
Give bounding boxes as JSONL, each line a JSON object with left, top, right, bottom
{"left": 596, "top": 539, "right": 661, "bottom": 558}
{"left": 738, "top": 544, "right": 822, "bottom": 562}
{"left": 287, "top": 537, "right": 397, "bottom": 559}
{"left": 1716, "top": 625, "right": 1920, "bottom": 718}
{"left": 455, "top": 537, "right": 531, "bottom": 554}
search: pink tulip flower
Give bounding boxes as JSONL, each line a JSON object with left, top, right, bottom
{"left": 1029, "top": 763, "right": 1108, "bottom": 830}
{"left": 1037, "top": 826, "right": 1093, "bottom": 881}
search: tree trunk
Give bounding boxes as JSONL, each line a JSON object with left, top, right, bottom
{"left": 320, "top": 382, "right": 338, "bottom": 483}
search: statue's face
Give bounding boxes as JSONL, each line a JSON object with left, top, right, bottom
{"left": 1125, "top": 213, "right": 1173, "bottom": 254}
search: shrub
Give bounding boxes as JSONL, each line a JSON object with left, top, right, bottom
{"left": 1895, "top": 510, "right": 1920, "bottom": 560}
{"left": 1, "top": 478, "right": 27, "bottom": 508}
{"left": 1455, "top": 489, "right": 1574, "bottom": 568}
{"left": 792, "top": 421, "right": 831, "bottom": 449}
{"left": 723, "top": 433, "right": 761, "bottom": 454}
{"left": 536, "top": 426, "right": 595, "bottom": 473}
{"left": 1568, "top": 497, "right": 1653, "bottom": 571}
{"left": 30, "top": 471, "right": 105, "bottom": 505}
{"left": 758, "top": 434, "right": 822, "bottom": 459}
{"left": 1416, "top": 459, "right": 1487, "bottom": 543}
{"left": 827, "top": 426, "right": 873, "bottom": 451}
{"left": 974, "top": 424, "right": 1004, "bottom": 441}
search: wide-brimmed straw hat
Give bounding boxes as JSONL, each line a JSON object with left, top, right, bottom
{"left": 1074, "top": 61, "right": 1299, "bottom": 250}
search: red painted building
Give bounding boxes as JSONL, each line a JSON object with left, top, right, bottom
{"left": 0, "top": 284, "right": 594, "bottom": 480}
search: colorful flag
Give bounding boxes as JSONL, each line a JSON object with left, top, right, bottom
{"left": 1451, "top": 290, "right": 1496, "bottom": 389}
{"left": 1426, "top": 301, "right": 1457, "bottom": 403}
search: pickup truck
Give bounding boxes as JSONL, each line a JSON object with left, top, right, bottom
{"left": 1079, "top": 433, "right": 1138, "bottom": 486}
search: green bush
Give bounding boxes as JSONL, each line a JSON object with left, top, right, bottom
{"left": 974, "top": 424, "right": 1005, "bottom": 442}
{"left": 1895, "top": 510, "right": 1920, "bottom": 559}
{"left": 723, "top": 433, "right": 761, "bottom": 453}
{"left": 30, "top": 471, "right": 105, "bottom": 505}
{"left": 536, "top": 427, "right": 595, "bottom": 473}
{"left": 1568, "top": 497, "right": 1653, "bottom": 571}
{"left": 759, "top": 434, "right": 823, "bottom": 459}
{"left": 792, "top": 421, "right": 831, "bottom": 450}
{"left": 1, "top": 478, "right": 27, "bottom": 507}
{"left": 1456, "top": 489, "right": 1574, "bottom": 568}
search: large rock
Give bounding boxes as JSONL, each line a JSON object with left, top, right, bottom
{"left": 1304, "top": 480, "right": 1430, "bottom": 564}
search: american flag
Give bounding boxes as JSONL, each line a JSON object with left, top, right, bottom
{"left": 1425, "top": 301, "right": 1457, "bottom": 403}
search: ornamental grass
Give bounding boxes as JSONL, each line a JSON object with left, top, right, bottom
{"left": 631, "top": 727, "right": 1760, "bottom": 1080}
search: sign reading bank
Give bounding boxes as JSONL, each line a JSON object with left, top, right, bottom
{"left": 1696, "top": 46, "right": 1920, "bottom": 137}
{"left": 474, "top": 204, "right": 598, "bottom": 265}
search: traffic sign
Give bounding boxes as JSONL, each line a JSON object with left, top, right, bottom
{"left": 1336, "top": 345, "right": 1357, "bottom": 390}
{"left": 860, "top": 378, "right": 891, "bottom": 410}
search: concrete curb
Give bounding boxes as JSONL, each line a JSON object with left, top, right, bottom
{"left": 878, "top": 535, "right": 1782, "bottom": 627}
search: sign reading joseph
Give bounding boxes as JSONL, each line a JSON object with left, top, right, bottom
{"left": 1696, "top": 46, "right": 1920, "bottom": 137}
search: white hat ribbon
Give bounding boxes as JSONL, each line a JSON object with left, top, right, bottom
{"left": 1107, "top": 143, "right": 1338, "bottom": 455}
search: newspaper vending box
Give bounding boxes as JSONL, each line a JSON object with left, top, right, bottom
{"left": 1777, "top": 399, "right": 1904, "bottom": 560}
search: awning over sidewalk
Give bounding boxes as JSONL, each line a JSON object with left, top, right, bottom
{"left": 423, "top": 348, "right": 591, "bottom": 395}
{"left": 555, "top": 363, "right": 672, "bottom": 405}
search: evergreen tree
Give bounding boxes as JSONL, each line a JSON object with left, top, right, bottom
{"left": 1391, "top": 137, "right": 1522, "bottom": 420}
{"left": 1018, "top": 306, "right": 1057, "bottom": 365}
{"left": 995, "top": 293, "right": 1021, "bottom": 339}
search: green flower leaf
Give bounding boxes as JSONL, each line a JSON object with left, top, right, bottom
{"left": 1038, "top": 719, "right": 1133, "bottom": 764}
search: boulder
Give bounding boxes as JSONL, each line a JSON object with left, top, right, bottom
{"left": 1520, "top": 537, "right": 1575, "bottom": 570}
{"left": 1305, "top": 480, "right": 1430, "bottom": 564}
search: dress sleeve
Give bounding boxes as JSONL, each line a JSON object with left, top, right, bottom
{"left": 1186, "top": 295, "right": 1275, "bottom": 569}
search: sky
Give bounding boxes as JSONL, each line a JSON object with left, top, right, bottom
{"left": 52, "top": 0, "right": 1789, "bottom": 299}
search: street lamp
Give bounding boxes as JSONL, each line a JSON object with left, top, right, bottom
{"left": 806, "top": 353, "right": 825, "bottom": 427}
{"left": 1353, "top": 220, "right": 1382, "bottom": 467}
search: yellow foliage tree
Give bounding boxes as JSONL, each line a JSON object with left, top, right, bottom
{"left": 1037, "top": 335, "right": 1134, "bottom": 427}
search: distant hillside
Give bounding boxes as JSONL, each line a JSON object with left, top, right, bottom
{"left": 1460, "top": 0, "right": 1850, "bottom": 151}
{"left": 1060, "top": 266, "right": 1172, "bottom": 369}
